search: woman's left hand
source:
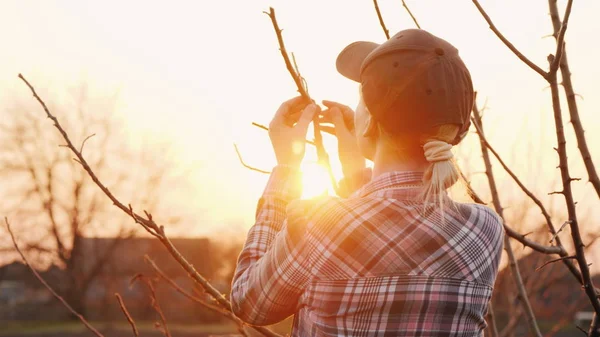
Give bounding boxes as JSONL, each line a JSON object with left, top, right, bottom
{"left": 269, "top": 97, "right": 319, "bottom": 169}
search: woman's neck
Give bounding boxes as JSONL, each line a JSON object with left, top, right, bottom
{"left": 371, "top": 143, "right": 429, "bottom": 179}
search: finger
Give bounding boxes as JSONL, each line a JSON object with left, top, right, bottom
{"left": 322, "top": 100, "right": 355, "bottom": 131}
{"left": 320, "top": 125, "right": 336, "bottom": 135}
{"left": 330, "top": 107, "right": 352, "bottom": 137}
{"left": 296, "top": 103, "right": 318, "bottom": 132}
{"left": 273, "top": 96, "right": 307, "bottom": 123}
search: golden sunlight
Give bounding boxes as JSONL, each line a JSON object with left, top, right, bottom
{"left": 301, "top": 162, "right": 331, "bottom": 199}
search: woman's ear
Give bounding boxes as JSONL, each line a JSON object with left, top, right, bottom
{"left": 362, "top": 115, "right": 379, "bottom": 139}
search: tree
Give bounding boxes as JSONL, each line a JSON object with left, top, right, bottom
{"left": 0, "top": 82, "right": 176, "bottom": 317}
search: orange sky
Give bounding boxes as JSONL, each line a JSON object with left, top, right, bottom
{"left": 0, "top": 0, "right": 598, "bottom": 252}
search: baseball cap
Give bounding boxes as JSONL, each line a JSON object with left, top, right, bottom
{"left": 336, "top": 29, "right": 474, "bottom": 144}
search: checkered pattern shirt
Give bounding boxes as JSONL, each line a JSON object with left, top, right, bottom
{"left": 231, "top": 166, "right": 504, "bottom": 336}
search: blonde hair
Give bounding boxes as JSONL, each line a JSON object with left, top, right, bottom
{"left": 419, "top": 125, "right": 460, "bottom": 216}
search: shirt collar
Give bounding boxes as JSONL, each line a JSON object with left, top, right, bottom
{"left": 356, "top": 171, "right": 425, "bottom": 199}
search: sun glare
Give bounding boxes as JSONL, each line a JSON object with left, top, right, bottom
{"left": 301, "top": 162, "right": 331, "bottom": 199}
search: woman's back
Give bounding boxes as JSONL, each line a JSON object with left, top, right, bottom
{"left": 291, "top": 172, "right": 504, "bottom": 336}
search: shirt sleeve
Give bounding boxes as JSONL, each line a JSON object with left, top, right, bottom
{"left": 230, "top": 165, "right": 313, "bottom": 326}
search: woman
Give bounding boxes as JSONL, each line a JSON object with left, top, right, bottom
{"left": 231, "top": 29, "right": 504, "bottom": 337}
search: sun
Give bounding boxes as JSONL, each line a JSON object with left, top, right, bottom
{"left": 301, "top": 162, "right": 332, "bottom": 199}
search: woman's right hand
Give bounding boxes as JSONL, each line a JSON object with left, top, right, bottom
{"left": 320, "top": 100, "right": 366, "bottom": 178}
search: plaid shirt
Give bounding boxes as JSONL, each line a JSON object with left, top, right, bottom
{"left": 231, "top": 166, "right": 504, "bottom": 336}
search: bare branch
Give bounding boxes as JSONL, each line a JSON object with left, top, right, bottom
{"left": 80, "top": 133, "right": 96, "bottom": 155}
{"left": 535, "top": 255, "right": 576, "bottom": 272}
{"left": 547, "top": 61, "right": 600, "bottom": 319}
{"left": 547, "top": 0, "right": 600, "bottom": 199}
{"left": 264, "top": 8, "right": 339, "bottom": 194}
{"left": 5, "top": 217, "right": 104, "bottom": 337}
{"left": 145, "top": 255, "right": 250, "bottom": 337}
{"left": 550, "top": 220, "right": 571, "bottom": 244}
{"left": 470, "top": 116, "right": 557, "bottom": 234}
{"left": 251, "top": 122, "right": 316, "bottom": 146}
{"left": 471, "top": 103, "right": 542, "bottom": 337}
{"left": 131, "top": 275, "right": 172, "bottom": 337}
{"left": 234, "top": 143, "right": 271, "bottom": 174}
{"left": 471, "top": 0, "right": 548, "bottom": 79}
{"left": 549, "top": 0, "right": 574, "bottom": 75}
{"left": 373, "top": 0, "right": 390, "bottom": 39}
{"left": 18, "top": 73, "right": 282, "bottom": 337}
{"left": 115, "top": 293, "right": 139, "bottom": 337}
{"left": 401, "top": 0, "right": 421, "bottom": 29}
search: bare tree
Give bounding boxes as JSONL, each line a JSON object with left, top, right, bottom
{"left": 0, "top": 82, "right": 175, "bottom": 317}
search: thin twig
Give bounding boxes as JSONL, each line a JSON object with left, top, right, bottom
{"left": 401, "top": 0, "right": 421, "bottom": 29}
{"left": 373, "top": 0, "right": 390, "bottom": 39}
{"left": 115, "top": 293, "right": 139, "bottom": 337}
{"left": 550, "top": 220, "right": 572, "bottom": 244}
{"left": 80, "top": 133, "right": 96, "bottom": 155}
{"left": 472, "top": 103, "right": 543, "bottom": 337}
{"left": 131, "top": 275, "right": 172, "bottom": 337}
{"left": 535, "top": 255, "right": 576, "bottom": 271}
{"left": 252, "top": 122, "right": 316, "bottom": 146}
{"left": 4, "top": 217, "right": 105, "bottom": 337}
{"left": 144, "top": 256, "right": 250, "bottom": 337}
{"left": 264, "top": 7, "right": 339, "bottom": 194}
{"left": 18, "top": 74, "right": 282, "bottom": 337}
{"left": 549, "top": 0, "right": 573, "bottom": 75}
{"left": 470, "top": 116, "right": 556, "bottom": 235}
{"left": 471, "top": 0, "right": 548, "bottom": 79}
{"left": 460, "top": 167, "right": 564, "bottom": 255}
{"left": 234, "top": 144, "right": 270, "bottom": 174}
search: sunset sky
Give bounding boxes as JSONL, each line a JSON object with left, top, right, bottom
{"left": 0, "top": 0, "right": 598, "bottom": 245}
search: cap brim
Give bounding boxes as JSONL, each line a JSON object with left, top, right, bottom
{"left": 336, "top": 41, "right": 380, "bottom": 82}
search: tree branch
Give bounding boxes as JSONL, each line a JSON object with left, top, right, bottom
{"left": 234, "top": 144, "right": 270, "bottom": 174}
{"left": 535, "top": 255, "right": 576, "bottom": 272}
{"left": 549, "top": 0, "right": 573, "bottom": 75}
{"left": 18, "top": 73, "right": 282, "bottom": 337}
{"left": 115, "top": 293, "right": 139, "bottom": 337}
{"left": 131, "top": 275, "right": 172, "bottom": 337}
{"left": 471, "top": 0, "right": 548, "bottom": 79}
{"left": 264, "top": 7, "right": 339, "bottom": 194}
{"left": 472, "top": 102, "right": 543, "bottom": 337}
{"left": 373, "top": 0, "right": 390, "bottom": 39}
{"left": 547, "top": 62, "right": 600, "bottom": 327}
{"left": 5, "top": 217, "right": 104, "bottom": 337}
{"left": 401, "top": 0, "right": 421, "bottom": 29}
{"left": 547, "top": 0, "right": 600, "bottom": 199}
{"left": 145, "top": 255, "right": 250, "bottom": 337}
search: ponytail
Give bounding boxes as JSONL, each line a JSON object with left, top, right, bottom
{"left": 420, "top": 138, "right": 459, "bottom": 217}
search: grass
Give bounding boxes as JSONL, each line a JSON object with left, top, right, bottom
{"left": 0, "top": 319, "right": 293, "bottom": 336}
{"left": 0, "top": 321, "right": 240, "bottom": 335}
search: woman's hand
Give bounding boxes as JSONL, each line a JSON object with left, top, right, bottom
{"left": 320, "top": 100, "right": 366, "bottom": 178}
{"left": 269, "top": 97, "right": 319, "bottom": 169}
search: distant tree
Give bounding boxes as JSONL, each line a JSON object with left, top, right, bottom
{"left": 0, "top": 82, "right": 178, "bottom": 317}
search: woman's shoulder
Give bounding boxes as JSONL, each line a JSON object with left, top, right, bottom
{"left": 456, "top": 202, "right": 505, "bottom": 237}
